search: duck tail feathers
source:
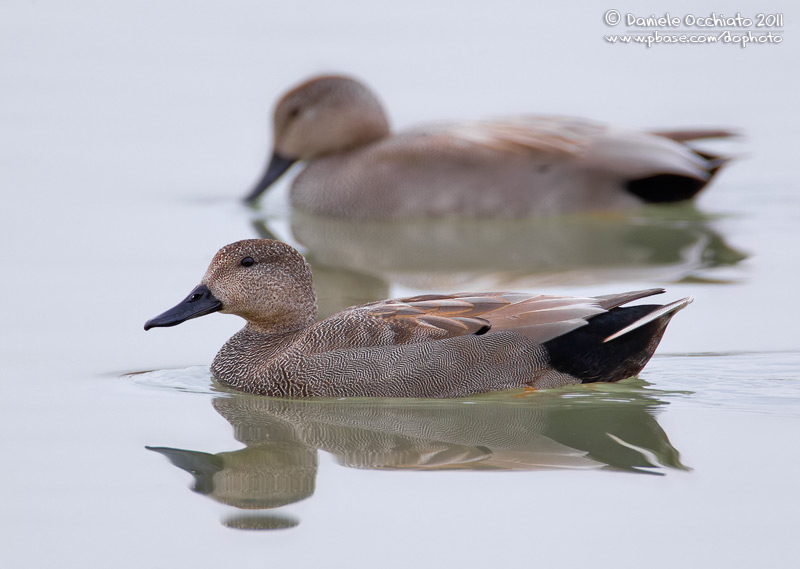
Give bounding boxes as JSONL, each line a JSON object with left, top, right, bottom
{"left": 594, "top": 288, "right": 665, "bottom": 311}
{"left": 604, "top": 297, "right": 693, "bottom": 343}
{"left": 651, "top": 128, "right": 737, "bottom": 143}
{"left": 543, "top": 296, "right": 692, "bottom": 384}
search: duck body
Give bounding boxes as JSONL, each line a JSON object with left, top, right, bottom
{"left": 246, "top": 75, "right": 730, "bottom": 220}
{"left": 145, "top": 240, "right": 691, "bottom": 398}
{"left": 210, "top": 324, "right": 552, "bottom": 397}
{"left": 289, "top": 121, "right": 642, "bottom": 219}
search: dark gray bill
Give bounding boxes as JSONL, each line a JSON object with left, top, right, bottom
{"left": 144, "top": 284, "right": 222, "bottom": 330}
{"left": 244, "top": 152, "right": 297, "bottom": 203}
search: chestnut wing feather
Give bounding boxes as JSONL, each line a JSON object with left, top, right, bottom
{"left": 433, "top": 118, "right": 711, "bottom": 180}
{"left": 359, "top": 289, "right": 668, "bottom": 345}
{"left": 361, "top": 291, "right": 612, "bottom": 344}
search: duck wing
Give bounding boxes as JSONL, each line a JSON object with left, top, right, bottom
{"left": 358, "top": 288, "right": 666, "bottom": 344}
{"left": 429, "top": 117, "right": 713, "bottom": 181}
{"left": 436, "top": 117, "right": 595, "bottom": 157}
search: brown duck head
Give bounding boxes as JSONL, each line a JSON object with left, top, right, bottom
{"left": 145, "top": 239, "right": 317, "bottom": 334}
{"left": 245, "top": 75, "right": 391, "bottom": 203}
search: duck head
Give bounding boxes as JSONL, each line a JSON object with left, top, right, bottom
{"left": 244, "top": 75, "right": 391, "bottom": 203}
{"left": 145, "top": 240, "right": 317, "bottom": 334}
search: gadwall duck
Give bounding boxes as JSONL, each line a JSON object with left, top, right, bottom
{"left": 244, "top": 74, "right": 730, "bottom": 219}
{"left": 145, "top": 239, "right": 691, "bottom": 398}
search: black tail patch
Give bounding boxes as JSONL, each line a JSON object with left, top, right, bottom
{"left": 543, "top": 305, "right": 672, "bottom": 384}
{"left": 626, "top": 150, "right": 726, "bottom": 204}
{"left": 626, "top": 174, "right": 707, "bottom": 203}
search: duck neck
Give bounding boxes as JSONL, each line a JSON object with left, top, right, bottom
{"left": 238, "top": 285, "right": 318, "bottom": 335}
{"left": 244, "top": 315, "right": 315, "bottom": 336}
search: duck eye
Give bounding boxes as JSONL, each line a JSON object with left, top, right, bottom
{"left": 287, "top": 106, "right": 300, "bottom": 118}
{"left": 241, "top": 256, "right": 255, "bottom": 267}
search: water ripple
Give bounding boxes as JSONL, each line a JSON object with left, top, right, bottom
{"left": 643, "top": 351, "right": 800, "bottom": 415}
{"left": 126, "top": 351, "right": 800, "bottom": 415}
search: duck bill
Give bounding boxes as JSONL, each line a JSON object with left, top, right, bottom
{"left": 244, "top": 152, "right": 297, "bottom": 203}
{"left": 144, "top": 284, "right": 223, "bottom": 330}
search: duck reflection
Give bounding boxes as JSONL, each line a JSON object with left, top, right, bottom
{"left": 147, "top": 384, "right": 687, "bottom": 529}
{"left": 251, "top": 205, "right": 745, "bottom": 317}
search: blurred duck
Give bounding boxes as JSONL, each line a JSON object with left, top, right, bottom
{"left": 245, "top": 74, "right": 730, "bottom": 219}
{"left": 145, "top": 239, "right": 691, "bottom": 398}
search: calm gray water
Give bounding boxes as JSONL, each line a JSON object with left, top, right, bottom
{"left": 3, "top": 1, "right": 799, "bottom": 567}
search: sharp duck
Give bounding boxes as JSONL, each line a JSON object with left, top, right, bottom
{"left": 145, "top": 239, "right": 691, "bottom": 398}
